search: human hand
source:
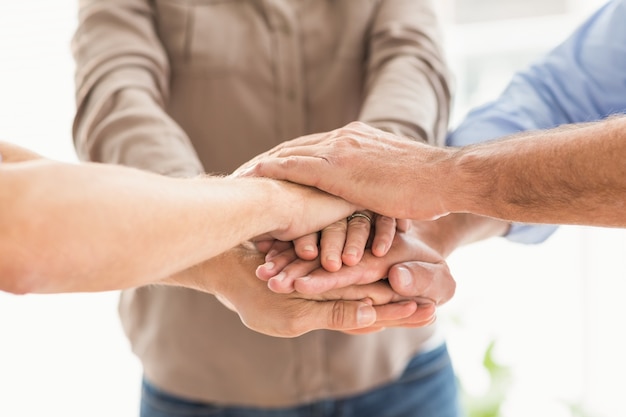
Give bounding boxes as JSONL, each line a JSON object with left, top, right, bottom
{"left": 236, "top": 122, "right": 453, "bottom": 221}
{"left": 257, "top": 212, "right": 409, "bottom": 273}
{"left": 255, "top": 242, "right": 439, "bottom": 331}
{"left": 257, "top": 220, "right": 455, "bottom": 307}
{"left": 173, "top": 244, "right": 433, "bottom": 337}
{"left": 0, "top": 141, "right": 45, "bottom": 163}
{"left": 256, "top": 179, "right": 358, "bottom": 243}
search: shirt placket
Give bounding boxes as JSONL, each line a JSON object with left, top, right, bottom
{"left": 263, "top": 0, "right": 306, "bottom": 142}
{"left": 262, "top": 0, "right": 327, "bottom": 401}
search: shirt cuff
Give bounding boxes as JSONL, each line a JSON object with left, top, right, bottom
{"left": 505, "top": 223, "right": 559, "bottom": 244}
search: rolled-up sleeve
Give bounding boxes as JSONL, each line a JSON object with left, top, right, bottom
{"left": 359, "top": 0, "right": 452, "bottom": 145}
{"left": 447, "top": 0, "right": 626, "bottom": 244}
{"left": 72, "top": 0, "right": 204, "bottom": 178}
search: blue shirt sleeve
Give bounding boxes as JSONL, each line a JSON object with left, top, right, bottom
{"left": 446, "top": 0, "right": 626, "bottom": 244}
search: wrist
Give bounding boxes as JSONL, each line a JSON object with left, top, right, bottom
{"left": 444, "top": 146, "right": 492, "bottom": 216}
{"left": 409, "top": 214, "right": 509, "bottom": 258}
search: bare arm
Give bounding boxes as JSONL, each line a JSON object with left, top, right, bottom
{"left": 246, "top": 118, "right": 626, "bottom": 228}
{"left": 0, "top": 151, "right": 354, "bottom": 294}
{"left": 445, "top": 117, "right": 626, "bottom": 227}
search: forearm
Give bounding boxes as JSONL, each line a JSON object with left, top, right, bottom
{"left": 0, "top": 161, "right": 287, "bottom": 294}
{"left": 445, "top": 117, "right": 626, "bottom": 227}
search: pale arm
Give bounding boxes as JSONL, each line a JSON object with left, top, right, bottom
{"left": 0, "top": 151, "right": 354, "bottom": 294}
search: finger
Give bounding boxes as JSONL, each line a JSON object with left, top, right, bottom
{"left": 266, "top": 256, "right": 322, "bottom": 294}
{"left": 264, "top": 240, "right": 293, "bottom": 261}
{"left": 396, "top": 219, "right": 412, "bottom": 232}
{"left": 249, "top": 155, "right": 327, "bottom": 186}
{"left": 293, "top": 232, "right": 319, "bottom": 260}
{"left": 387, "top": 261, "right": 456, "bottom": 305}
{"left": 256, "top": 247, "right": 298, "bottom": 281}
{"left": 293, "top": 260, "right": 384, "bottom": 295}
{"left": 314, "top": 300, "right": 377, "bottom": 332}
{"left": 373, "top": 300, "right": 418, "bottom": 321}
{"left": 342, "top": 211, "right": 373, "bottom": 266}
{"left": 319, "top": 280, "right": 401, "bottom": 306}
{"left": 253, "top": 239, "right": 276, "bottom": 254}
{"left": 373, "top": 303, "right": 437, "bottom": 328}
{"left": 260, "top": 299, "right": 378, "bottom": 337}
{"left": 370, "top": 215, "right": 395, "bottom": 257}
{"left": 343, "top": 300, "right": 433, "bottom": 334}
{"left": 252, "top": 239, "right": 291, "bottom": 259}
{"left": 319, "top": 219, "right": 348, "bottom": 272}
{"left": 341, "top": 326, "right": 386, "bottom": 335}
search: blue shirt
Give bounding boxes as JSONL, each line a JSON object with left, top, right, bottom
{"left": 446, "top": 0, "right": 626, "bottom": 244}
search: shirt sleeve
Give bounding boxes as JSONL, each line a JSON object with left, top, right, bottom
{"left": 446, "top": 0, "right": 626, "bottom": 244}
{"left": 359, "top": 0, "right": 452, "bottom": 145}
{"left": 72, "top": 0, "right": 204, "bottom": 178}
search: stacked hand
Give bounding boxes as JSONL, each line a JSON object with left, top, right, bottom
{"left": 229, "top": 127, "right": 458, "bottom": 333}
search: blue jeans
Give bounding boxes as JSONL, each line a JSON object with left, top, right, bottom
{"left": 140, "top": 343, "right": 462, "bottom": 417}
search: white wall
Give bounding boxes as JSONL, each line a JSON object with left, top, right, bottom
{"left": 0, "top": 2, "right": 142, "bottom": 416}
{"left": 436, "top": 1, "right": 626, "bottom": 416}
{"left": 1, "top": 1, "right": 624, "bottom": 417}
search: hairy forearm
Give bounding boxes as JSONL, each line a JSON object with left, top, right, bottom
{"left": 444, "top": 117, "right": 626, "bottom": 227}
{"left": 0, "top": 160, "right": 287, "bottom": 294}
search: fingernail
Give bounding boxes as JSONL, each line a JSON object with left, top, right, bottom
{"left": 265, "top": 250, "right": 278, "bottom": 261}
{"left": 397, "top": 266, "right": 412, "bottom": 288}
{"left": 357, "top": 305, "right": 376, "bottom": 326}
{"left": 263, "top": 261, "right": 275, "bottom": 271}
{"left": 344, "top": 247, "right": 358, "bottom": 257}
{"left": 296, "top": 275, "right": 311, "bottom": 282}
{"left": 303, "top": 245, "right": 316, "bottom": 253}
{"left": 326, "top": 253, "right": 341, "bottom": 265}
{"left": 375, "top": 243, "right": 386, "bottom": 255}
{"left": 273, "top": 272, "right": 286, "bottom": 282}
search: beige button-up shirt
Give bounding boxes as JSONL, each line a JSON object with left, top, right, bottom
{"left": 73, "top": 0, "right": 451, "bottom": 407}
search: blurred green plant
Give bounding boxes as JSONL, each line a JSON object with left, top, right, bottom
{"left": 460, "top": 340, "right": 512, "bottom": 417}
{"left": 458, "top": 339, "right": 604, "bottom": 417}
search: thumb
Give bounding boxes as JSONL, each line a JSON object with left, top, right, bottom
{"left": 313, "top": 300, "right": 377, "bottom": 331}
{"left": 387, "top": 261, "right": 456, "bottom": 305}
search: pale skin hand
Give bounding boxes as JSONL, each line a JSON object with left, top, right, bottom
{"left": 166, "top": 244, "right": 432, "bottom": 337}
{"left": 0, "top": 142, "right": 44, "bottom": 162}
{"left": 231, "top": 160, "right": 405, "bottom": 272}
{"left": 255, "top": 212, "right": 409, "bottom": 273}
{"left": 0, "top": 142, "right": 358, "bottom": 295}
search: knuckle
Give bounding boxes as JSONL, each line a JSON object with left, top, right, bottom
{"left": 330, "top": 301, "right": 347, "bottom": 328}
{"left": 323, "top": 221, "right": 348, "bottom": 233}
{"left": 349, "top": 219, "right": 371, "bottom": 230}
